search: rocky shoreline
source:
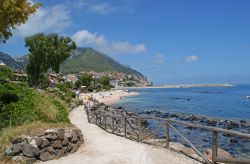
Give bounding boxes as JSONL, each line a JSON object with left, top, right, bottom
{"left": 88, "top": 101, "right": 250, "bottom": 159}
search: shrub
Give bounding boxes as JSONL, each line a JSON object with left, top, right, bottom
{"left": 0, "top": 82, "right": 69, "bottom": 130}
{"left": 0, "top": 65, "right": 14, "bottom": 81}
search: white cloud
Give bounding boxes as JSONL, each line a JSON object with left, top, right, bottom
{"left": 16, "top": 4, "right": 71, "bottom": 37}
{"left": 185, "top": 55, "right": 199, "bottom": 62}
{"left": 72, "top": 29, "right": 146, "bottom": 55}
{"left": 89, "top": 3, "right": 116, "bottom": 15}
{"left": 153, "top": 54, "right": 165, "bottom": 64}
{"left": 72, "top": 30, "right": 108, "bottom": 47}
{"left": 109, "top": 42, "right": 146, "bottom": 54}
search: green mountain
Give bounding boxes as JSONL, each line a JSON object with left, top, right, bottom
{"left": 60, "top": 47, "right": 146, "bottom": 80}
{"left": 3, "top": 47, "right": 147, "bottom": 80}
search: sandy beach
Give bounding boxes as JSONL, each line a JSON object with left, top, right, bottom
{"left": 80, "top": 89, "right": 139, "bottom": 105}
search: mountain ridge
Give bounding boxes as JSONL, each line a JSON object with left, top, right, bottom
{"left": 0, "top": 47, "right": 147, "bottom": 81}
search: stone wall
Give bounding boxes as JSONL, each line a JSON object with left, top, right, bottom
{"left": 4, "top": 128, "right": 84, "bottom": 163}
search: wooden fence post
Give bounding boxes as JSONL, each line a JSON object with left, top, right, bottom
{"left": 138, "top": 117, "right": 141, "bottom": 142}
{"left": 95, "top": 114, "right": 97, "bottom": 124}
{"left": 86, "top": 109, "right": 90, "bottom": 122}
{"left": 112, "top": 117, "right": 115, "bottom": 134}
{"left": 104, "top": 115, "right": 107, "bottom": 130}
{"left": 124, "top": 116, "right": 127, "bottom": 137}
{"left": 212, "top": 130, "right": 218, "bottom": 164}
{"left": 165, "top": 121, "right": 170, "bottom": 148}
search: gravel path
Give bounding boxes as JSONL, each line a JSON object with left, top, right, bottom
{"left": 43, "top": 106, "right": 200, "bottom": 164}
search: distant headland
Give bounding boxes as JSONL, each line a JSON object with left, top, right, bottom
{"left": 121, "top": 83, "right": 235, "bottom": 89}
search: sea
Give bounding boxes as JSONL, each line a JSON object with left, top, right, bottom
{"left": 112, "top": 84, "right": 250, "bottom": 158}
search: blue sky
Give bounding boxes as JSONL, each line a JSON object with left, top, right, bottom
{"left": 1, "top": 0, "right": 250, "bottom": 85}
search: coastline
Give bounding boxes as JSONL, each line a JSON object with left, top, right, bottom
{"left": 80, "top": 89, "right": 139, "bottom": 105}
{"left": 120, "top": 83, "right": 235, "bottom": 89}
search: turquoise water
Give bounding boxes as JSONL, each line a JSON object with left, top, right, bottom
{"left": 114, "top": 85, "right": 250, "bottom": 121}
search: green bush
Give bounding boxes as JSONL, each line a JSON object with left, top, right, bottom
{"left": 0, "top": 82, "right": 69, "bottom": 130}
{"left": 0, "top": 65, "right": 14, "bottom": 81}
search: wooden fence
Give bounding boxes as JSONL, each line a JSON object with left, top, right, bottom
{"left": 86, "top": 108, "right": 250, "bottom": 164}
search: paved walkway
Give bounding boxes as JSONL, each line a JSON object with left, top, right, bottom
{"left": 44, "top": 106, "right": 200, "bottom": 164}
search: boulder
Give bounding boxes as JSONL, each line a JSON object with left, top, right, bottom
{"left": 62, "top": 136, "right": 69, "bottom": 146}
{"left": 11, "top": 155, "right": 36, "bottom": 164}
{"left": 51, "top": 140, "right": 62, "bottom": 149}
{"left": 22, "top": 143, "right": 40, "bottom": 157}
{"left": 45, "top": 146, "right": 57, "bottom": 154}
{"left": 4, "top": 147, "right": 13, "bottom": 156}
{"left": 44, "top": 134, "right": 58, "bottom": 140}
{"left": 40, "top": 138, "right": 50, "bottom": 148}
{"left": 57, "top": 149, "right": 65, "bottom": 158}
{"left": 71, "top": 133, "right": 78, "bottom": 143}
{"left": 12, "top": 143, "right": 23, "bottom": 155}
{"left": 57, "top": 129, "right": 65, "bottom": 140}
{"left": 64, "top": 131, "right": 73, "bottom": 139}
{"left": 12, "top": 137, "right": 25, "bottom": 144}
{"left": 35, "top": 137, "right": 43, "bottom": 147}
{"left": 29, "top": 139, "right": 38, "bottom": 148}
{"left": 67, "top": 142, "right": 73, "bottom": 152}
{"left": 71, "top": 143, "right": 80, "bottom": 153}
{"left": 204, "top": 148, "right": 231, "bottom": 160}
{"left": 170, "top": 142, "right": 196, "bottom": 155}
{"left": 39, "top": 151, "right": 51, "bottom": 161}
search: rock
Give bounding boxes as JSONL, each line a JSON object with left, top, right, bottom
{"left": 74, "top": 129, "right": 84, "bottom": 142}
{"left": 22, "top": 143, "right": 40, "bottom": 157}
{"left": 44, "top": 134, "right": 58, "bottom": 140}
{"left": 40, "top": 138, "right": 50, "bottom": 148}
{"left": 170, "top": 142, "right": 196, "bottom": 155}
{"left": 44, "top": 129, "right": 57, "bottom": 134}
{"left": 51, "top": 140, "right": 62, "bottom": 149}
{"left": 71, "top": 133, "right": 78, "bottom": 143}
{"left": 204, "top": 148, "right": 231, "bottom": 160}
{"left": 62, "top": 136, "right": 69, "bottom": 146}
{"left": 71, "top": 143, "right": 80, "bottom": 153}
{"left": 45, "top": 146, "right": 57, "bottom": 154}
{"left": 65, "top": 131, "right": 73, "bottom": 139}
{"left": 29, "top": 139, "right": 38, "bottom": 148}
{"left": 12, "top": 155, "right": 36, "bottom": 164}
{"left": 12, "top": 143, "right": 23, "bottom": 155}
{"left": 4, "top": 147, "right": 13, "bottom": 156}
{"left": 57, "top": 149, "right": 65, "bottom": 157}
{"left": 57, "top": 129, "right": 65, "bottom": 140}
{"left": 35, "top": 137, "right": 43, "bottom": 147}
{"left": 39, "top": 151, "right": 50, "bottom": 161}
{"left": 12, "top": 137, "right": 24, "bottom": 144}
{"left": 240, "top": 120, "right": 247, "bottom": 124}
{"left": 230, "top": 138, "right": 238, "bottom": 143}
{"left": 67, "top": 142, "right": 73, "bottom": 152}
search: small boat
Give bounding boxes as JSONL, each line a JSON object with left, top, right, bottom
{"left": 246, "top": 96, "right": 250, "bottom": 99}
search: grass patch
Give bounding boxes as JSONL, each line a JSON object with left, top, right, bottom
{"left": 0, "top": 82, "right": 72, "bottom": 157}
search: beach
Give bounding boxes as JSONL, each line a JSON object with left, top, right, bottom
{"left": 80, "top": 89, "right": 139, "bottom": 105}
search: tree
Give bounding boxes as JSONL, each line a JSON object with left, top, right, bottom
{"left": 25, "top": 33, "right": 76, "bottom": 86}
{"left": 25, "top": 33, "right": 49, "bottom": 86}
{"left": 47, "top": 34, "right": 76, "bottom": 73}
{"left": 0, "top": 0, "right": 40, "bottom": 43}
{"left": 98, "top": 76, "right": 112, "bottom": 90}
